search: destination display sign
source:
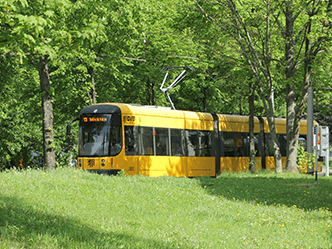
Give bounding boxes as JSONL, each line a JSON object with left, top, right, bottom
{"left": 82, "top": 116, "right": 108, "bottom": 122}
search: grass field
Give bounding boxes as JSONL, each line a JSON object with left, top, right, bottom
{"left": 0, "top": 167, "right": 331, "bottom": 248}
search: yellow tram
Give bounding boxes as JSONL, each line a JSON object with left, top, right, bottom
{"left": 67, "top": 103, "right": 308, "bottom": 177}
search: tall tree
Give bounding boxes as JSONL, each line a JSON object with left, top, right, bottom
{"left": 192, "top": 0, "right": 283, "bottom": 172}
{"left": 184, "top": 0, "right": 332, "bottom": 173}
{"left": 2, "top": 0, "right": 107, "bottom": 169}
{"left": 272, "top": 0, "right": 332, "bottom": 172}
{"left": 39, "top": 55, "right": 55, "bottom": 169}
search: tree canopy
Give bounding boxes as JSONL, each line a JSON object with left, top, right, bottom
{"left": 0, "top": 0, "right": 331, "bottom": 171}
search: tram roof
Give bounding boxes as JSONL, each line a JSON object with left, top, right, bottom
{"left": 81, "top": 103, "right": 309, "bottom": 134}
{"left": 114, "top": 103, "right": 214, "bottom": 121}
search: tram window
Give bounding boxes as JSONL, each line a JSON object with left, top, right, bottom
{"left": 186, "top": 130, "right": 199, "bottom": 156}
{"left": 171, "top": 129, "right": 185, "bottom": 156}
{"left": 184, "top": 130, "right": 212, "bottom": 157}
{"left": 110, "top": 125, "right": 122, "bottom": 156}
{"left": 222, "top": 132, "right": 236, "bottom": 156}
{"left": 139, "top": 127, "right": 154, "bottom": 155}
{"left": 235, "top": 133, "right": 246, "bottom": 156}
{"left": 243, "top": 134, "right": 259, "bottom": 157}
{"left": 220, "top": 132, "right": 248, "bottom": 157}
{"left": 155, "top": 128, "right": 169, "bottom": 156}
{"left": 255, "top": 133, "right": 263, "bottom": 157}
{"left": 265, "top": 133, "right": 287, "bottom": 156}
{"left": 199, "top": 131, "right": 212, "bottom": 156}
{"left": 237, "top": 133, "right": 249, "bottom": 156}
{"left": 79, "top": 115, "right": 111, "bottom": 156}
{"left": 265, "top": 134, "right": 274, "bottom": 156}
{"left": 125, "top": 126, "right": 138, "bottom": 155}
{"left": 299, "top": 135, "right": 307, "bottom": 150}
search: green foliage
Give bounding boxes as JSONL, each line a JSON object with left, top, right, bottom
{"left": 0, "top": 0, "right": 331, "bottom": 171}
{"left": 297, "top": 145, "right": 316, "bottom": 174}
{"left": 0, "top": 168, "right": 331, "bottom": 248}
{"left": 311, "top": 49, "right": 332, "bottom": 117}
{"left": 0, "top": 56, "right": 42, "bottom": 170}
{"left": 116, "top": 169, "right": 126, "bottom": 177}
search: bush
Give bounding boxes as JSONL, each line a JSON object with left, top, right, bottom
{"left": 297, "top": 145, "right": 315, "bottom": 173}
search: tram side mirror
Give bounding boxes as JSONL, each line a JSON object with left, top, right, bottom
{"left": 66, "top": 117, "right": 79, "bottom": 136}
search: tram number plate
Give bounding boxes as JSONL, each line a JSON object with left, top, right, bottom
{"left": 123, "top": 116, "right": 135, "bottom": 124}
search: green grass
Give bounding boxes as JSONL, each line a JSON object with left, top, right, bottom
{"left": 1, "top": 167, "right": 331, "bottom": 248}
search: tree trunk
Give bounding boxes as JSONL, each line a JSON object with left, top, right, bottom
{"left": 146, "top": 78, "right": 152, "bottom": 105}
{"left": 146, "top": 78, "right": 156, "bottom": 106}
{"left": 39, "top": 55, "right": 55, "bottom": 170}
{"left": 267, "top": 106, "right": 283, "bottom": 173}
{"left": 152, "top": 80, "right": 156, "bottom": 105}
{"left": 288, "top": 119, "right": 300, "bottom": 173}
{"left": 285, "top": 1, "right": 299, "bottom": 173}
{"left": 249, "top": 80, "right": 255, "bottom": 173}
{"left": 88, "top": 66, "right": 97, "bottom": 105}
{"left": 285, "top": 85, "right": 299, "bottom": 173}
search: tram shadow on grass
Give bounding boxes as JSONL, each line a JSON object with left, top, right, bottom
{"left": 196, "top": 172, "right": 332, "bottom": 211}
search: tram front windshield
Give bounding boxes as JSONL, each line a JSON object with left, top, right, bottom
{"left": 79, "top": 114, "right": 122, "bottom": 156}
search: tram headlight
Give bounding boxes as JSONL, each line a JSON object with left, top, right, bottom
{"left": 101, "top": 159, "right": 105, "bottom": 167}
